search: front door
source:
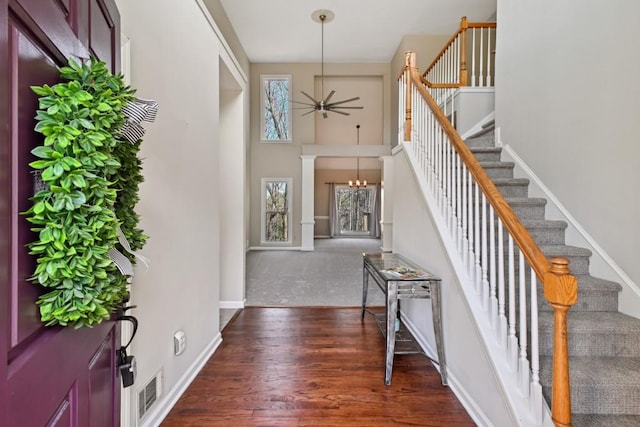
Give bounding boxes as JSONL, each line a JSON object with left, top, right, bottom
{"left": 0, "top": 1, "right": 122, "bottom": 425}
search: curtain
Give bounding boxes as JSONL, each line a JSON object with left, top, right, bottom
{"left": 328, "top": 183, "right": 338, "bottom": 238}
{"left": 371, "top": 184, "right": 381, "bottom": 238}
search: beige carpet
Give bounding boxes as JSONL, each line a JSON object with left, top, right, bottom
{"left": 245, "top": 238, "right": 386, "bottom": 307}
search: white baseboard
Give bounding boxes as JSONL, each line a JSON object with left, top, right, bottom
{"left": 249, "top": 246, "right": 303, "bottom": 251}
{"left": 402, "top": 313, "right": 493, "bottom": 427}
{"left": 140, "top": 333, "right": 223, "bottom": 427}
{"left": 219, "top": 300, "right": 245, "bottom": 309}
{"left": 500, "top": 138, "right": 640, "bottom": 317}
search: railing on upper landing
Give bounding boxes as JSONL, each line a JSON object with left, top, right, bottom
{"left": 398, "top": 29, "right": 578, "bottom": 427}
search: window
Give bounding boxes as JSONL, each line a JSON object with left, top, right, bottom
{"left": 261, "top": 178, "right": 292, "bottom": 243}
{"left": 261, "top": 75, "right": 291, "bottom": 142}
{"left": 336, "top": 185, "right": 376, "bottom": 236}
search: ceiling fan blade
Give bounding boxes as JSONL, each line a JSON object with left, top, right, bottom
{"left": 301, "top": 91, "right": 319, "bottom": 104}
{"left": 290, "top": 107, "right": 316, "bottom": 110}
{"left": 290, "top": 100, "right": 317, "bottom": 106}
{"left": 327, "top": 96, "right": 361, "bottom": 107}
{"left": 331, "top": 106, "right": 364, "bottom": 109}
{"left": 328, "top": 109, "right": 350, "bottom": 116}
{"left": 323, "top": 90, "right": 336, "bottom": 104}
{"left": 301, "top": 109, "right": 316, "bottom": 117}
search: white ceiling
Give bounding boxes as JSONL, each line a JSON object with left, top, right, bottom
{"left": 219, "top": 0, "right": 496, "bottom": 63}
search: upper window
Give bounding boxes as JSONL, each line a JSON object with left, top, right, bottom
{"left": 261, "top": 75, "right": 291, "bottom": 142}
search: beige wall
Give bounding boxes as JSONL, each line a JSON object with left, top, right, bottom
{"left": 249, "top": 62, "right": 391, "bottom": 247}
{"left": 496, "top": 1, "right": 640, "bottom": 310}
{"left": 117, "top": 0, "right": 246, "bottom": 424}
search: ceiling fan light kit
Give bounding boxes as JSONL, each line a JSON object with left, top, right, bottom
{"left": 291, "top": 9, "right": 363, "bottom": 118}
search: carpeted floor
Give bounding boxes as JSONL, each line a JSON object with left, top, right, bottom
{"left": 245, "top": 238, "right": 386, "bottom": 307}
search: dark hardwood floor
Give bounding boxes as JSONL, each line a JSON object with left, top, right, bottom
{"left": 161, "top": 307, "right": 475, "bottom": 426}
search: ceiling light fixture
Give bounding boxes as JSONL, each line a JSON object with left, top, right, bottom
{"left": 349, "top": 125, "right": 367, "bottom": 188}
{"left": 291, "top": 9, "right": 363, "bottom": 119}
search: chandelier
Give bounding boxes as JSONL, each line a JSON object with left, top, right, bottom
{"left": 349, "top": 125, "right": 367, "bottom": 188}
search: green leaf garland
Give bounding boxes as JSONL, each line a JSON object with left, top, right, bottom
{"left": 25, "top": 57, "right": 147, "bottom": 327}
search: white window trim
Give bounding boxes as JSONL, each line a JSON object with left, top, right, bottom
{"left": 260, "top": 74, "right": 292, "bottom": 143}
{"left": 261, "top": 178, "right": 293, "bottom": 245}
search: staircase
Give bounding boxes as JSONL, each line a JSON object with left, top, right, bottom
{"left": 466, "top": 127, "right": 640, "bottom": 426}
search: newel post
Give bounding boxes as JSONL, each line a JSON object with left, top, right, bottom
{"left": 403, "top": 51, "right": 417, "bottom": 142}
{"left": 543, "top": 257, "right": 578, "bottom": 427}
{"left": 459, "top": 16, "right": 468, "bottom": 86}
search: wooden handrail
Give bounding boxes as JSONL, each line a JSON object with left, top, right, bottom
{"left": 404, "top": 51, "right": 577, "bottom": 426}
{"left": 423, "top": 27, "right": 464, "bottom": 78}
{"left": 423, "top": 17, "right": 496, "bottom": 82}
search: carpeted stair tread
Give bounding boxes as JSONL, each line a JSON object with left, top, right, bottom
{"left": 538, "top": 274, "right": 621, "bottom": 312}
{"left": 539, "top": 311, "right": 640, "bottom": 357}
{"left": 521, "top": 219, "right": 568, "bottom": 229}
{"left": 540, "top": 356, "right": 640, "bottom": 415}
{"left": 572, "top": 414, "right": 640, "bottom": 426}
{"left": 538, "top": 244, "right": 592, "bottom": 257}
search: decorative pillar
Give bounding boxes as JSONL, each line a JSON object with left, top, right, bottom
{"left": 380, "top": 156, "right": 394, "bottom": 252}
{"left": 300, "top": 155, "right": 316, "bottom": 251}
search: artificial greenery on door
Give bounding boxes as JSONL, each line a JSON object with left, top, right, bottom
{"left": 25, "top": 57, "right": 148, "bottom": 327}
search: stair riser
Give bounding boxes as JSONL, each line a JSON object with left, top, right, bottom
{"left": 495, "top": 183, "right": 528, "bottom": 198}
{"left": 538, "top": 290, "right": 619, "bottom": 312}
{"left": 471, "top": 151, "right": 501, "bottom": 162}
{"left": 527, "top": 227, "right": 566, "bottom": 245}
{"left": 482, "top": 165, "right": 514, "bottom": 180}
{"left": 542, "top": 385, "right": 640, "bottom": 415}
{"left": 508, "top": 203, "right": 546, "bottom": 220}
{"left": 539, "top": 331, "right": 640, "bottom": 358}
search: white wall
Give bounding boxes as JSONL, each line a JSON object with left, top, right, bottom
{"left": 116, "top": 1, "right": 245, "bottom": 424}
{"left": 495, "top": 2, "right": 640, "bottom": 300}
{"left": 393, "top": 151, "right": 515, "bottom": 426}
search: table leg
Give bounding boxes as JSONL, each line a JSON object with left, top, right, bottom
{"left": 431, "top": 281, "right": 448, "bottom": 385}
{"left": 361, "top": 266, "right": 369, "bottom": 320}
{"left": 385, "top": 281, "right": 398, "bottom": 386}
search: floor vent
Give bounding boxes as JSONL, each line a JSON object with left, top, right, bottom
{"left": 138, "top": 371, "right": 162, "bottom": 420}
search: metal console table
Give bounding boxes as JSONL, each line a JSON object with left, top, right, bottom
{"left": 361, "top": 252, "right": 447, "bottom": 386}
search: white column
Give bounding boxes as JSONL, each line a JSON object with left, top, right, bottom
{"left": 300, "top": 155, "right": 316, "bottom": 251}
{"left": 380, "top": 156, "right": 394, "bottom": 252}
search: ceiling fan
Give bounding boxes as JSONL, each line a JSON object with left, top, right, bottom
{"left": 291, "top": 9, "right": 363, "bottom": 119}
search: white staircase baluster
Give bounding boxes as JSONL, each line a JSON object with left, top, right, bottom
{"left": 508, "top": 235, "right": 518, "bottom": 371}
{"left": 481, "top": 194, "right": 489, "bottom": 311}
{"left": 489, "top": 205, "right": 498, "bottom": 326}
{"left": 519, "top": 251, "right": 530, "bottom": 397}
{"left": 471, "top": 28, "right": 477, "bottom": 87}
{"left": 530, "top": 269, "right": 543, "bottom": 423}
{"left": 498, "top": 220, "right": 507, "bottom": 347}
{"left": 467, "top": 172, "right": 477, "bottom": 280}
{"left": 474, "top": 183, "right": 482, "bottom": 294}
{"left": 486, "top": 28, "right": 492, "bottom": 87}
{"left": 479, "top": 27, "right": 484, "bottom": 87}
{"left": 462, "top": 164, "right": 468, "bottom": 267}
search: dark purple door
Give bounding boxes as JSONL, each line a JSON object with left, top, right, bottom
{"left": 0, "top": 1, "right": 122, "bottom": 425}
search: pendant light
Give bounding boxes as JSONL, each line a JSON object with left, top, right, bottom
{"left": 349, "top": 124, "right": 367, "bottom": 188}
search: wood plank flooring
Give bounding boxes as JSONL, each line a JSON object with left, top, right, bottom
{"left": 161, "top": 307, "right": 475, "bottom": 426}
